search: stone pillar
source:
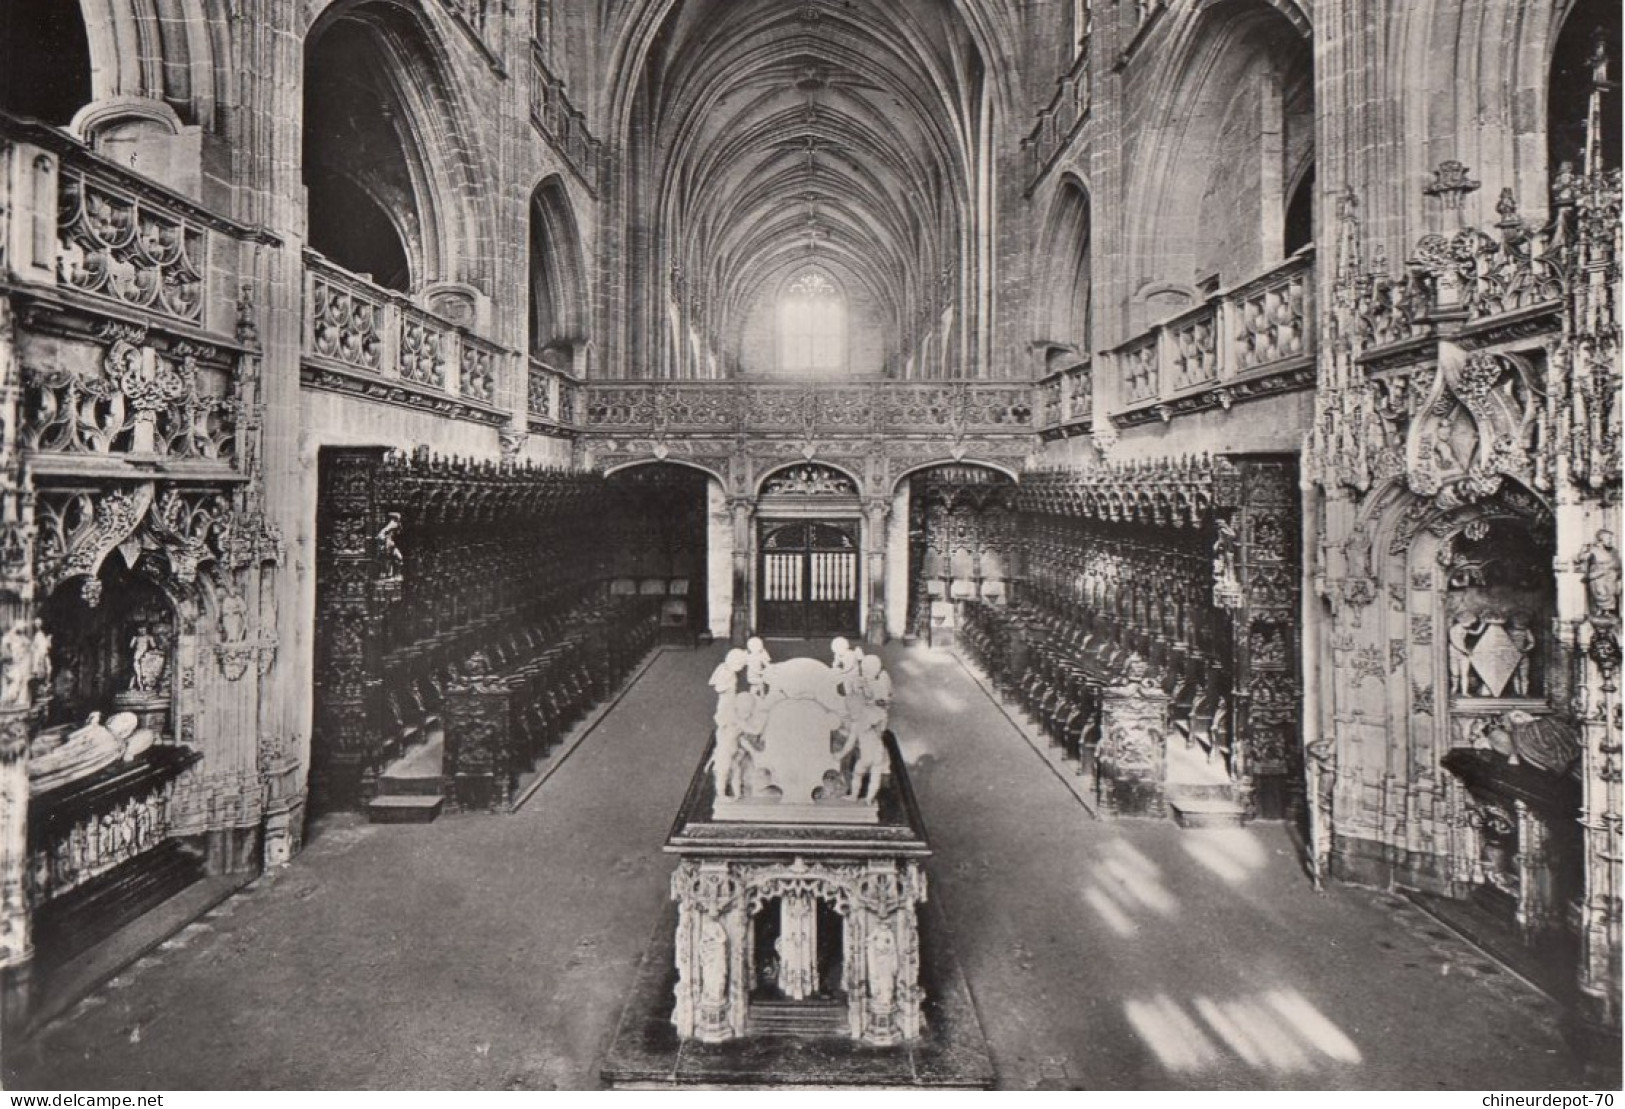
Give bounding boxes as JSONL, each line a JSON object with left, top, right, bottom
{"left": 729, "top": 497, "right": 754, "bottom": 647}
{"left": 0, "top": 710, "right": 31, "bottom": 1032}
{"left": 846, "top": 860, "right": 927, "bottom": 1047}
{"left": 777, "top": 893, "right": 818, "bottom": 1000}
{"left": 1096, "top": 677, "right": 1170, "bottom": 818}
{"left": 671, "top": 860, "right": 748, "bottom": 1044}
{"left": 864, "top": 499, "right": 890, "bottom": 646}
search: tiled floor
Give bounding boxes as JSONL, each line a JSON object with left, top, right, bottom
{"left": 3, "top": 643, "right": 1587, "bottom": 1090}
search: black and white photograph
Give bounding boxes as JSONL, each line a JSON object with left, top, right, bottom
{"left": 0, "top": 0, "right": 1619, "bottom": 1095}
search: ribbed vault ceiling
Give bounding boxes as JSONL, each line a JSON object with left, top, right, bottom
{"left": 627, "top": 0, "right": 989, "bottom": 370}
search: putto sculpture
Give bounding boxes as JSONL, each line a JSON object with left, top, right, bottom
{"left": 706, "top": 638, "right": 894, "bottom": 823}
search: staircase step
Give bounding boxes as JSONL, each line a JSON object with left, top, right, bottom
{"left": 747, "top": 1000, "right": 848, "bottom": 1038}
{"left": 1167, "top": 794, "right": 1246, "bottom": 829}
{"left": 1166, "top": 781, "right": 1234, "bottom": 803}
{"left": 375, "top": 775, "right": 445, "bottom": 796}
{"left": 367, "top": 794, "right": 443, "bottom": 824}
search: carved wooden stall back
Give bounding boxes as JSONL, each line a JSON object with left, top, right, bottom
{"left": 311, "top": 448, "right": 669, "bottom": 814}
{"left": 955, "top": 455, "right": 1302, "bottom": 820}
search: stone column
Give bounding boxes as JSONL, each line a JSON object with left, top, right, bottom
{"left": 863, "top": 498, "right": 890, "bottom": 646}
{"left": 0, "top": 711, "right": 31, "bottom": 1032}
{"left": 847, "top": 860, "right": 927, "bottom": 1047}
{"left": 728, "top": 497, "right": 754, "bottom": 646}
{"left": 671, "top": 860, "right": 748, "bottom": 1043}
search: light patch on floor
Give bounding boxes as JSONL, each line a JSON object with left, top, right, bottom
{"left": 1082, "top": 884, "right": 1139, "bottom": 937}
{"left": 1123, "top": 994, "right": 1221, "bottom": 1071}
{"left": 1181, "top": 828, "right": 1269, "bottom": 885}
{"left": 1131, "top": 989, "right": 1362, "bottom": 1075}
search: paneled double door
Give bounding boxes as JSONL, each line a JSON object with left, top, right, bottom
{"left": 757, "top": 520, "right": 861, "bottom": 638}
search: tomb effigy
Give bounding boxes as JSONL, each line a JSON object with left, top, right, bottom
{"left": 604, "top": 641, "right": 991, "bottom": 1088}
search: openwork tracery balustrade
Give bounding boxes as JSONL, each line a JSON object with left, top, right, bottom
{"left": 1106, "top": 251, "right": 1316, "bottom": 426}
{"left": 301, "top": 253, "right": 512, "bottom": 426}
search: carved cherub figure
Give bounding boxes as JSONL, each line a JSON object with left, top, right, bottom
{"left": 709, "top": 648, "right": 749, "bottom": 799}
{"left": 1448, "top": 611, "right": 1484, "bottom": 696}
{"left": 846, "top": 655, "right": 891, "bottom": 803}
{"left": 745, "top": 636, "right": 771, "bottom": 696}
{"left": 0, "top": 620, "right": 31, "bottom": 708}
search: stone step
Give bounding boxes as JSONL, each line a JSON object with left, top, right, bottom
{"left": 366, "top": 794, "right": 444, "bottom": 824}
{"left": 375, "top": 774, "right": 445, "bottom": 797}
{"left": 1166, "top": 781, "right": 1235, "bottom": 803}
{"left": 747, "top": 999, "right": 848, "bottom": 1038}
{"left": 1167, "top": 793, "right": 1247, "bottom": 829}
{"left": 1163, "top": 736, "right": 1234, "bottom": 787}
{"left": 375, "top": 729, "right": 445, "bottom": 798}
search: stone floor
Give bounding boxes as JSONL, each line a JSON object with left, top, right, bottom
{"left": 3, "top": 643, "right": 1588, "bottom": 1090}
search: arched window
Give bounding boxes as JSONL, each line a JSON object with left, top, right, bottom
{"left": 0, "top": 0, "right": 91, "bottom": 125}
{"left": 777, "top": 271, "right": 846, "bottom": 375}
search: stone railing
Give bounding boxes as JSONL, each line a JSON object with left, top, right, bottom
{"left": 582, "top": 379, "right": 1034, "bottom": 439}
{"left": 1, "top": 114, "right": 274, "bottom": 339}
{"left": 527, "top": 357, "right": 583, "bottom": 433}
{"left": 1036, "top": 359, "right": 1093, "bottom": 439}
{"left": 530, "top": 44, "right": 601, "bottom": 192}
{"left": 1023, "top": 42, "right": 1092, "bottom": 189}
{"left": 301, "top": 252, "right": 509, "bottom": 426}
{"left": 1105, "top": 249, "right": 1315, "bottom": 427}
{"left": 439, "top": 0, "right": 504, "bottom": 73}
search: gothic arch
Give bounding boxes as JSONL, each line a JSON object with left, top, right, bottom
{"left": 603, "top": 457, "right": 728, "bottom": 489}
{"left": 301, "top": 0, "right": 495, "bottom": 293}
{"left": 1122, "top": 0, "right": 1313, "bottom": 321}
{"left": 530, "top": 175, "right": 590, "bottom": 358}
{"left": 1034, "top": 174, "right": 1092, "bottom": 351}
{"left": 889, "top": 458, "right": 1020, "bottom": 496}
{"left": 756, "top": 461, "right": 863, "bottom": 499}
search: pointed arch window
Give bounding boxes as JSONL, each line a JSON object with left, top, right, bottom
{"left": 777, "top": 270, "right": 847, "bottom": 375}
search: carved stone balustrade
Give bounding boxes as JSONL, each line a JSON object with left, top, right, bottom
{"left": 1036, "top": 359, "right": 1093, "bottom": 440}
{"left": 1106, "top": 249, "right": 1316, "bottom": 428}
{"left": 1022, "top": 43, "right": 1092, "bottom": 191}
{"left": 528, "top": 356, "right": 582, "bottom": 435}
{"left": 300, "top": 253, "right": 511, "bottom": 427}
{"left": 2, "top": 115, "right": 277, "bottom": 341}
{"left": 530, "top": 44, "right": 602, "bottom": 194}
{"left": 583, "top": 380, "right": 1034, "bottom": 440}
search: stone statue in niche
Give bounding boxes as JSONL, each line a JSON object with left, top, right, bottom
{"left": 128, "top": 624, "right": 165, "bottom": 693}
{"left": 866, "top": 927, "right": 898, "bottom": 1010}
{"left": 0, "top": 621, "right": 33, "bottom": 709}
{"left": 1574, "top": 529, "right": 1620, "bottom": 622}
{"left": 1448, "top": 612, "right": 1484, "bottom": 696}
{"left": 1507, "top": 616, "right": 1536, "bottom": 696}
{"left": 219, "top": 589, "right": 248, "bottom": 644}
{"left": 698, "top": 916, "right": 729, "bottom": 1006}
{"left": 29, "top": 619, "right": 53, "bottom": 704}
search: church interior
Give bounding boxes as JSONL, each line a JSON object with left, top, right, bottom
{"left": 0, "top": 0, "right": 1620, "bottom": 1091}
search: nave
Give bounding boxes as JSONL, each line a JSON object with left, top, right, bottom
{"left": 5, "top": 644, "right": 1584, "bottom": 1090}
